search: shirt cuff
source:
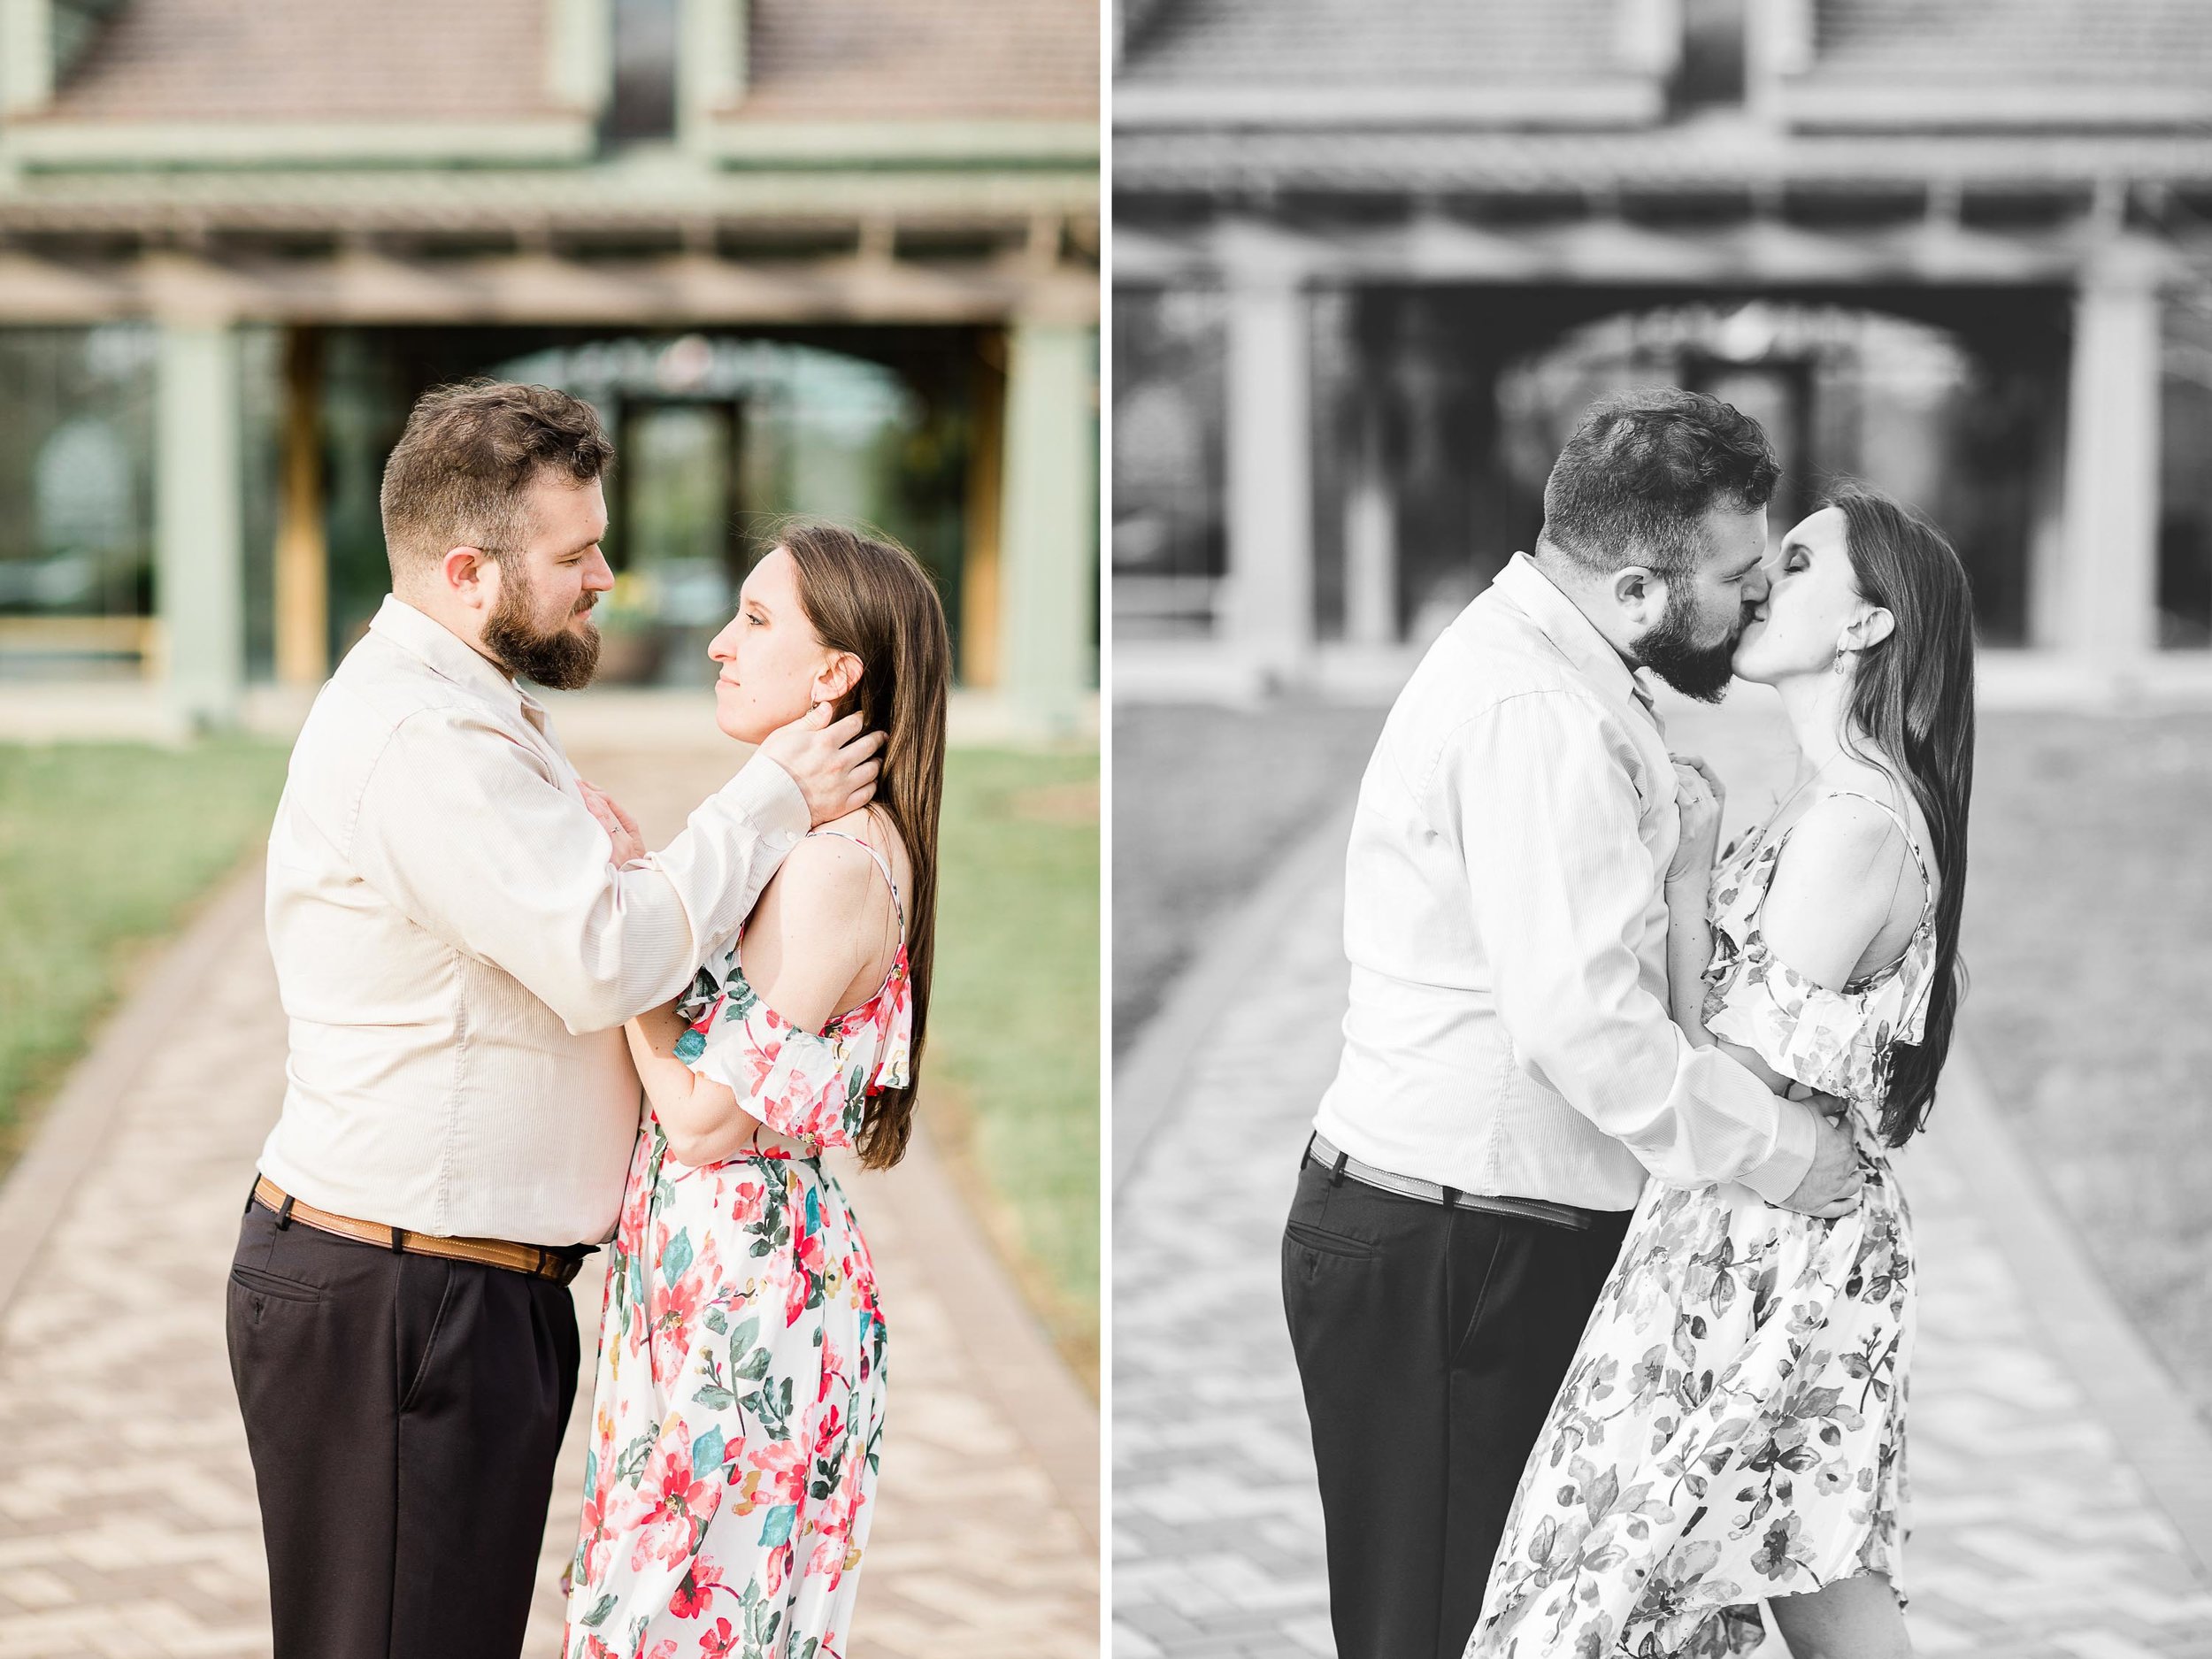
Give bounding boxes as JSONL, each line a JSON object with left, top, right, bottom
{"left": 1736, "top": 1092, "right": 1819, "bottom": 1206}
{"left": 725, "top": 751, "right": 810, "bottom": 843}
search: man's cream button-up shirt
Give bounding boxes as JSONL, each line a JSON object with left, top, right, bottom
{"left": 1313, "top": 552, "right": 1816, "bottom": 1212}
{"left": 257, "top": 595, "right": 808, "bottom": 1247}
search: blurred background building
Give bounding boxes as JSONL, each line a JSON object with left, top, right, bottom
{"left": 1112, "top": 0, "right": 2212, "bottom": 701}
{"left": 0, "top": 0, "right": 1098, "bottom": 733}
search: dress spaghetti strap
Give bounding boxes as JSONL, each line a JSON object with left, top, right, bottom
{"left": 1820, "top": 787, "right": 1934, "bottom": 901}
{"left": 805, "top": 830, "right": 908, "bottom": 939}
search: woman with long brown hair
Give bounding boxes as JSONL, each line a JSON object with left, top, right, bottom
{"left": 1471, "top": 482, "right": 1975, "bottom": 1659}
{"left": 565, "top": 522, "right": 949, "bottom": 1659}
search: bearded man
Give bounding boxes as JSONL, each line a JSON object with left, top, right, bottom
{"left": 1280, "top": 387, "right": 1865, "bottom": 1659}
{"left": 227, "top": 380, "right": 882, "bottom": 1658}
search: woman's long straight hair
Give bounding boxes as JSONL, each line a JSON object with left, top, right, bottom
{"left": 1828, "top": 482, "right": 1977, "bottom": 1147}
{"left": 779, "top": 521, "right": 950, "bottom": 1170}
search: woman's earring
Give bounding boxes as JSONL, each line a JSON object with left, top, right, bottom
{"left": 1833, "top": 646, "right": 1852, "bottom": 676}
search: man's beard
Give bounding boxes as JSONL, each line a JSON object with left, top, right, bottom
{"left": 481, "top": 562, "right": 601, "bottom": 691}
{"left": 1633, "top": 584, "right": 1743, "bottom": 704}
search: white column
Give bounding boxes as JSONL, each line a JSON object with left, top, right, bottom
{"left": 2062, "top": 251, "right": 2163, "bottom": 670}
{"left": 1613, "top": 0, "right": 1683, "bottom": 75}
{"left": 1747, "top": 0, "right": 1812, "bottom": 119}
{"left": 545, "top": 0, "right": 613, "bottom": 111}
{"left": 0, "top": 0, "right": 53, "bottom": 114}
{"left": 1343, "top": 437, "right": 1397, "bottom": 648}
{"left": 156, "top": 322, "right": 245, "bottom": 728}
{"left": 1223, "top": 277, "right": 1313, "bottom": 680}
{"left": 678, "top": 0, "right": 746, "bottom": 143}
{"left": 999, "top": 317, "right": 1096, "bottom": 732}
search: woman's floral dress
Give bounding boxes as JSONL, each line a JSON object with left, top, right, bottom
{"left": 566, "top": 832, "right": 911, "bottom": 1659}
{"left": 1469, "top": 792, "right": 1939, "bottom": 1659}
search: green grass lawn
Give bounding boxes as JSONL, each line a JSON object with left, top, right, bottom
{"left": 0, "top": 734, "right": 1102, "bottom": 1384}
{"left": 0, "top": 739, "right": 292, "bottom": 1158}
{"left": 1962, "top": 710, "right": 2212, "bottom": 1424}
{"left": 927, "top": 748, "right": 1100, "bottom": 1383}
{"left": 1111, "top": 701, "right": 1386, "bottom": 1055}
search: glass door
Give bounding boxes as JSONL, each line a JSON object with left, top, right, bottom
{"left": 605, "top": 399, "right": 743, "bottom": 686}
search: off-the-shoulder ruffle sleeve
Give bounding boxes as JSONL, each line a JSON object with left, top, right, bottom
{"left": 672, "top": 975, "right": 867, "bottom": 1149}
{"left": 1701, "top": 928, "right": 1896, "bottom": 1105}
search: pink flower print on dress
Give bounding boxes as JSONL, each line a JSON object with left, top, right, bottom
{"left": 666, "top": 1555, "right": 724, "bottom": 1619}
{"left": 745, "top": 1436, "right": 809, "bottom": 1509}
{"left": 629, "top": 1440, "right": 720, "bottom": 1574}
{"left": 720, "top": 1169, "right": 768, "bottom": 1228}
{"left": 567, "top": 829, "right": 904, "bottom": 1658}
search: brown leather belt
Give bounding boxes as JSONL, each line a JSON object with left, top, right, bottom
{"left": 251, "top": 1177, "right": 593, "bottom": 1286}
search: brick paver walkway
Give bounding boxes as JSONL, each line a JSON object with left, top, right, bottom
{"left": 0, "top": 746, "right": 1095, "bottom": 1659}
{"left": 1112, "top": 700, "right": 2212, "bottom": 1659}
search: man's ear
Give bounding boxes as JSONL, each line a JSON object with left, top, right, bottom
{"left": 1610, "top": 564, "right": 1664, "bottom": 632}
{"left": 442, "top": 545, "right": 495, "bottom": 610}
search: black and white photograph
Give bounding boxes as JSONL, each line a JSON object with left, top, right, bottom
{"left": 1112, "top": 3, "right": 2212, "bottom": 1657}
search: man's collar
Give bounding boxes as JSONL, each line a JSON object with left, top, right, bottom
{"left": 368, "top": 595, "right": 525, "bottom": 711}
{"left": 1491, "top": 552, "right": 1648, "bottom": 712}
{"left": 1628, "top": 664, "right": 1663, "bottom": 721}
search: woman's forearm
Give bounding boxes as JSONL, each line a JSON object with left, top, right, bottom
{"left": 1664, "top": 883, "right": 1717, "bottom": 1047}
{"left": 625, "top": 1004, "right": 763, "bottom": 1163}
{"left": 623, "top": 1009, "right": 700, "bottom": 1120}
{"left": 1663, "top": 891, "right": 1795, "bottom": 1095}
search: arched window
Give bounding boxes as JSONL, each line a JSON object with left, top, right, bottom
{"left": 1304, "top": 293, "right": 2048, "bottom": 652}
{"left": 1496, "top": 303, "right": 2036, "bottom": 643}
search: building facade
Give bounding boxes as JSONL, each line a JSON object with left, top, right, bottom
{"left": 1114, "top": 0, "right": 2212, "bottom": 697}
{"left": 0, "top": 0, "right": 1098, "bottom": 729}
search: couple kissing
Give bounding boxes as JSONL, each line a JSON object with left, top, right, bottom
{"left": 1286, "top": 387, "right": 1975, "bottom": 1659}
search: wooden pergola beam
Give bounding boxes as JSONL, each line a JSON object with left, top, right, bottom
{"left": 0, "top": 245, "right": 1101, "bottom": 325}
{"left": 1110, "top": 210, "right": 2174, "bottom": 289}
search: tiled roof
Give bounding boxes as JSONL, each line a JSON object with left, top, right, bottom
{"left": 35, "top": 0, "right": 1095, "bottom": 129}
{"left": 1118, "top": 0, "right": 1639, "bottom": 86}
{"left": 42, "top": 0, "right": 560, "bottom": 122}
{"left": 1809, "top": 0, "right": 2212, "bottom": 87}
{"left": 728, "top": 0, "right": 1098, "bottom": 121}
{"left": 1115, "top": 0, "right": 2212, "bottom": 90}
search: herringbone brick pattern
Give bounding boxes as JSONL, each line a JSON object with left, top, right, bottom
{"left": 0, "top": 748, "right": 1095, "bottom": 1659}
{"left": 1111, "top": 864, "right": 2212, "bottom": 1659}
{"left": 525, "top": 1180, "right": 1099, "bottom": 1659}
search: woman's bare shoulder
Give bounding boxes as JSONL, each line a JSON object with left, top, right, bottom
{"left": 1793, "top": 790, "right": 1912, "bottom": 867}
{"left": 772, "top": 809, "right": 907, "bottom": 913}
{"left": 1766, "top": 783, "right": 1932, "bottom": 956}
{"left": 817, "top": 803, "right": 894, "bottom": 842}
{"left": 773, "top": 830, "right": 876, "bottom": 901}
{"left": 826, "top": 805, "right": 911, "bottom": 873}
